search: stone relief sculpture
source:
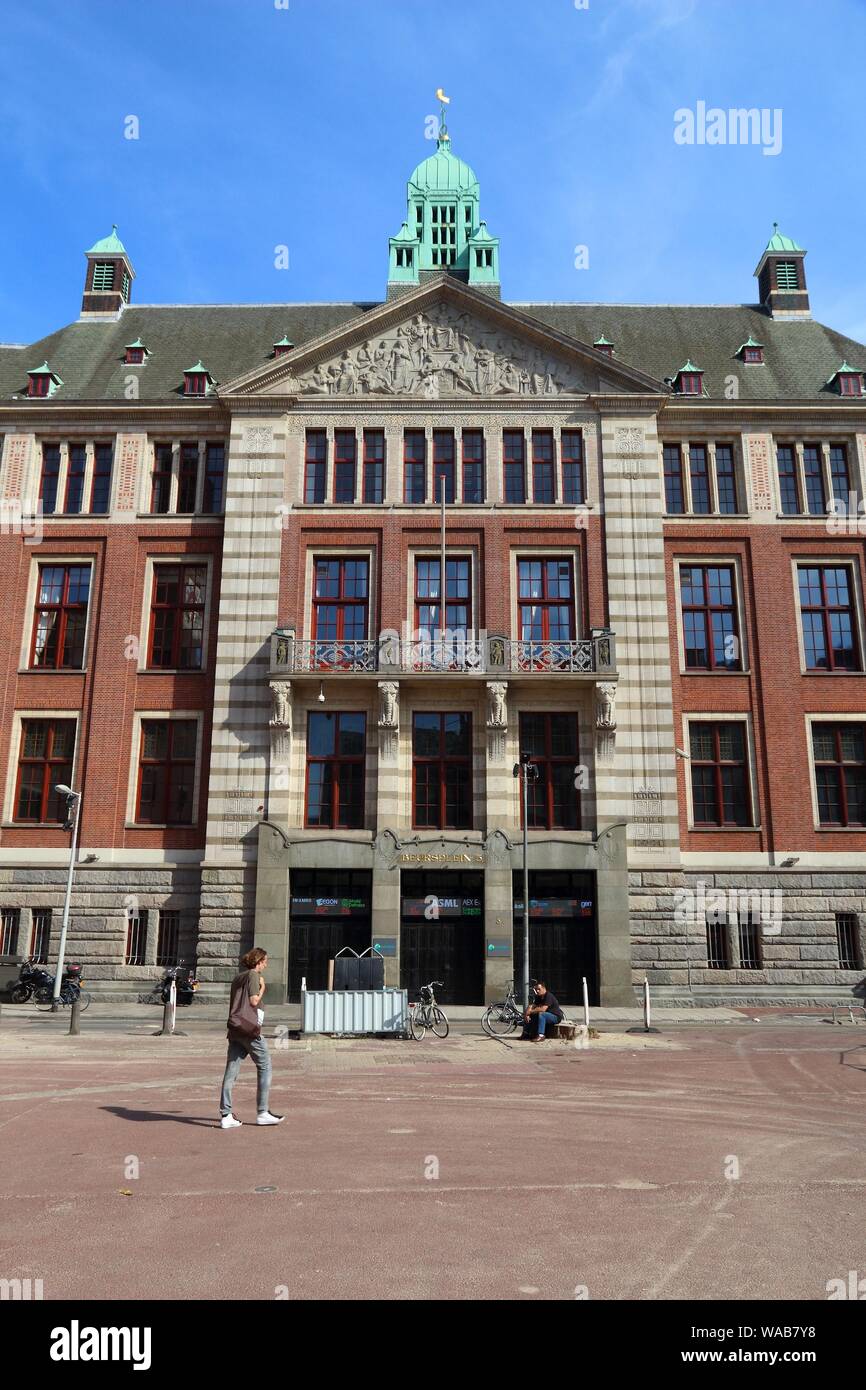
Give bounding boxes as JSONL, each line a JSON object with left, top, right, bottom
{"left": 295, "top": 303, "right": 588, "bottom": 398}
{"left": 596, "top": 682, "right": 617, "bottom": 731}
{"left": 378, "top": 681, "right": 399, "bottom": 730}
{"left": 486, "top": 681, "right": 508, "bottom": 730}
{"left": 268, "top": 680, "right": 292, "bottom": 770}
{"left": 269, "top": 681, "right": 292, "bottom": 733}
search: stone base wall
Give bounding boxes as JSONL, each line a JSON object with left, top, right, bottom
{"left": 629, "top": 870, "right": 866, "bottom": 1004}
{"left": 196, "top": 864, "right": 258, "bottom": 993}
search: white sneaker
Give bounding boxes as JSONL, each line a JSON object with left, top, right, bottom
{"left": 256, "top": 1112, "right": 284, "bottom": 1126}
{"left": 220, "top": 1114, "right": 243, "bottom": 1129}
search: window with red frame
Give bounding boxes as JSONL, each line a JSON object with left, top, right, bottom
{"left": 663, "top": 444, "right": 685, "bottom": 514}
{"left": 305, "top": 711, "right": 366, "bottom": 828}
{"left": 830, "top": 444, "right": 852, "bottom": 511}
{"left": 518, "top": 713, "right": 580, "bottom": 829}
{"left": 30, "top": 909, "right": 51, "bottom": 964}
{"left": 312, "top": 558, "right": 369, "bottom": 662}
{"left": 433, "top": 431, "right": 455, "bottom": 503}
{"left": 90, "top": 442, "right": 113, "bottom": 514}
{"left": 802, "top": 444, "right": 827, "bottom": 515}
{"left": 561, "top": 431, "right": 584, "bottom": 504}
{"left": 798, "top": 565, "right": 860, "bottom": 671}
{"left": 461, "top": 430, "right": 484, "bottom": 503}
{"left": 40, "top": 444, "right": 61, "bottom": 515}
{"left": 362, "top": 430, "right": 385, "bottom": 503}
{"left": 743, "top": 346, "right": 764, "bottom": 364}
{"left": 14, "top": 719, "right": 76, "bottom": 823}
{"left": 412, "top": 712, "right": 472, "bottom": 829}
{"left": 28, "top": 374, "right": 50, "bottom": 398}
{"left": 148, "top": 563, "right": 207, "bottom": 670}
{"left": 531, "top": 430, "right": 555, "bottom": 503}
{"left": 689, "top": 722, "right": 751, "bottom": 827}
{"left": 183, "top": 373, "right": 207, "bottom": 397}
{"left": 680, "top": 565, "right": 741, "bottom": 670}
{"left": 688, "top": 444, "right": 711, "bottom": 514}
{"left": 414, "top": 557, "right": 471, "bottom": 640}
{"left": 677, "top": 372, "right": 703, "bottom": 395}
{"left": 503, "top": 430, "right": 526, "bottom": 503}
{"left": 404, "top": 430, "right": 426, "bottom": 503}
{"left": 202, "top": 442, "right": 225, "bottom": 514}
{"left": 839, "top": 374, "right": 863, "bottom": 397}
{"left": 31, "top": 564, "right": 91, "bottom": 669}
{"left": 136, "top": 720, "right": 197, "bottom": 825}
{"left": 64, "top": 444, "right": 86, "bottom": 515}
{"left": 156, "top": 910, "right": 180, "bottom": 967}
{"left": 813, "top": 724, "right": 866, "bottom": 827}
{"left": 125, "top": 346, "right": 145, "bottom": 365}
{"left": 304, "top": 430, "right": 327, "bottom": 504}
{"left": 151, "top": 444, "right": 173, "bottom": 514}
{"left": 517, "top": 559, "right": 574, "bottom": 645}
{"left": 715, "top": 444, "right": 738, "bottom": 514}
{"left": 176, "top": 443, "right": 199, "bottom": 513}
{"left": 776, "top": 444, "right": 800, "bottom": 515}
{"left": 0, "top": 909, "right": 20, "bottom": 955}
{"left": 334, "top": 430, "right": 357, "bottom": 503}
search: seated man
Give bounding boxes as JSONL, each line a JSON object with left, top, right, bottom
{"left": 521, "top": 979, "right": 564, "bottom": 1041}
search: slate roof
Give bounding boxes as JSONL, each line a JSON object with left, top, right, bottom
{"left": 0, "top": 298, "right": 863, "bottom": 404}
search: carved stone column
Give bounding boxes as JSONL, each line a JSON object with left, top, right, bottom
{"left": 485, "top": 680, "right": 508, "bottom": 763}
{"left": 595, "top": 680, "right": 617, "bottom": 765}
{"left": 268, "top": 680, "right": 293, "bottom": 818}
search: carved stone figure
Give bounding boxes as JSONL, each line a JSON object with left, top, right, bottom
{"left": 596, "top": 682, "right": 617, "bottom": 731}
{"left": 269, "top": 681, "right": 292, "bottom": 732}
{"left": 486, "top": 681, "right": 508, "bottom": 730}
{"left": 378, "top": 681, "right": 399, "bottom": 730}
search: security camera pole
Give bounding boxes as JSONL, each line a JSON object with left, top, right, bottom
{"left": 513, "top": 751, "right": 539, "bottom": 1009}
{"left": 52, "top": 784, "right": 81, "bottom": 1012}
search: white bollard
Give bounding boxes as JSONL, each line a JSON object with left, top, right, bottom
{"left": 582, "top": 976, "right": 590, "bottom": 1030}
{"left": 643, "top": 976, "right": 651, "bottom": 1030}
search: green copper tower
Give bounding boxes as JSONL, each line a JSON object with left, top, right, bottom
{"left": 388, "top": 97, "right": 500, "bottom": 298}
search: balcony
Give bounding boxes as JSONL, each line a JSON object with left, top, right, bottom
{"left": 270, "top": 630, "right": 616, "bottom": 679}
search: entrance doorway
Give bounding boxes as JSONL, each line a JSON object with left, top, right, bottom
{"left": 400, "top": 870, "right": 484, "bottom": 1005}
{"left": 512, "top": 870, "right": 597, "bottom": 1003}
{"left": 288, "top": 870, "right": 371, "bottom": 1001}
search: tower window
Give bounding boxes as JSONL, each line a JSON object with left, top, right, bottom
{"left": 431, "top": 205, "right": 456, "bottom": 266}
{"left": 121, "top": 271, "right": 131, "bottom": 302}
{"left": 475, "top": 249, "right": 493, "bottom": 268}
{"left": 91, "top": 262, "right": 115, "bottom": 292}
{"left": 396, "top": 247, "right": 414, "bottom": 269}
{"left": 775, "top": 260, "right": 799, "bottom": 291}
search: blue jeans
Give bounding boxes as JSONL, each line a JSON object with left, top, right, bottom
{"left": 220, "top": 1036, "right": 271, "bottom": 1116}
{"left": 536, "top": 1011, "right": 560, "bottom": 1037}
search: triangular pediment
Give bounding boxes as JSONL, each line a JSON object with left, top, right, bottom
{"left": 219, "top": 275, "right": 664, "bottom": 400}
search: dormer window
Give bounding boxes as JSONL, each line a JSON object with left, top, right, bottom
{"left": 272, "top": 335, "right": 294, "bottom": 357}
{"left": 474, "top": 248, "right": 492, "bottom": 268}
{"left": 396, "top": 247, "right": 414, "bottom": 269}
{"left": 736, "top": 337, "right": 764, "bottom": 365}
{"left": 826, "top": 362, "right": 864, "bottom": 397}
{"left": 182, "top": 361, "right": 213, "bottom": 397}
{"left": 673, "top": 362, "right": 704, "bottom": 396}
{"left": 125, "top": 339, "right": 149, "bottom": 366}
{"left": 594, "top": 335, "right": 615, "bottom": 358}
{"left": 775, "top": 260, "right": 799, "bottom": 291}
{"left": 91, "top": 262, "right": 116, "bottom": 292}
{"left": 27, "top": 362, "right": 62, "bottom": 399}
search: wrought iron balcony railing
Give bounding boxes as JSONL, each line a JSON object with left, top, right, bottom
{"left": 270, "top": 630, "right": 616, "bottom": 678}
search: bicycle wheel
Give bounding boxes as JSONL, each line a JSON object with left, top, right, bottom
{"left": 35, "top": 986, "right": 55, "bottom": 1006}
{"left": 409, "top": 1007, "right": 427, "bottom": 1041}
{"left": 482, "top": 1004, "right": 516, "bottom": 1036}
{"left": 77, "top": 992, "right": 92, "bottom": 1012}
{"left": 430, "top": 1007, "right": 449, "bottom": 1039}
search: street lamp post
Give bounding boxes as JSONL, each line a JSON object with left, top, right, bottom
{"left": 52, "top": 784, "right": 81, "bottom": 1012}
{"left": 513, "top": 752, "right": 539, "bottom": 1009}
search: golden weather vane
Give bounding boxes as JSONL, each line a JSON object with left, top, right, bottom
{"left": 436, "top": 88, "right": 451, "bottom": 140}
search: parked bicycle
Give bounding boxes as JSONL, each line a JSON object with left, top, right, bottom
{"left": 36, "top": 964, "right": 92, "bottom": 1011}
{"left": 407, "top": 980, "right": 449, "bottom": 1040}
{"left": 481, "top": 981, "right": 533, "bottom": 1037}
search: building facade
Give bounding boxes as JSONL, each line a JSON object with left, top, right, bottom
{"left": 1, "top": 120, "right": 865, "bottom": 1005}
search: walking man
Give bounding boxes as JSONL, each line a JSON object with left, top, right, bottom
{"left": 219, "top": 947, "right": 284, "bottom": 1128}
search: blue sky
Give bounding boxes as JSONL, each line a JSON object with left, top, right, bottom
{"left": 2, "top": 0, "right": 865, "bottom": 344}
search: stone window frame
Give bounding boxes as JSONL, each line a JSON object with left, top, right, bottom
{"left": 659, "top": 438, "right": 746, "bottom": 518}
{"left": 790, "top": 555, "right": 866, "bottom": 676}
{"left": 672, "top": 554, "right": 749, "bottom": 675}
{"left": 35, "top": 436, "right": 118, "bottom": 519}
{"left": 804, "top": 713, "right": 866, "bottom": 833}
{"left": 681, "top": 711, "right": 760, "bottom": 832}
{"left": 140, "top": 439, "right": 223, "bottom": 517}
{"left": 509, "top": 547, "right": 582, "bottom": 647}
{"left": 19, "top": 553, "right": 96, "bottom": 674}
{"left": 136, "top": 553, "right": 214, "bottom": 675}
{"left": 406, "top": 545, "right": 479, "bottom": 646}
{"left": 772, "top": 436, "right": 863, "bottom": 519}
{"left": 1, "top": 708, "right": 81, "bottom": 827}
{"left": 124, "top": 710, "right": 205, "bottom": 829}
{"left": 302, "top": 545, "right": 376, "bottom": 646}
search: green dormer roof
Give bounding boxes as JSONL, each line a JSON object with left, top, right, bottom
{"left": 594, "top": 334, "right": 614, "bottom": 347}
{"left": 86, "top": 225, "right": 128, "bottom": 256}
{"left": 826, "top": 361, "right": 864, "bottom": 385}
{"left": 390, "top": 220, "right": 418, "bottom": 246}
{"left": 469, "top": 220, "right": 496, "bottom": 245}
{"left": 184, "top": 360, "right": 210, "bottom": 375}
{"left": 677, "top": 360, "right": 702, "bottom": 374}
{"left": 762, "top": 223, "right": 804, "bottom": 256}
{"left": 273, "top": 334, "right": 294, "bottom": 349}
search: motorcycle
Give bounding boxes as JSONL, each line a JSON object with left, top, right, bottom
{"left": 10, "top": 959, "right": 53, "bottom": 1003}
{"left": 159, "top": 962, "right": 198, "bottom": 1006}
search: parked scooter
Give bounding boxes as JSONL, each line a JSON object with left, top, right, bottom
{"left": 159, "top": 962, "right": 199, "bottom": 1006}
{"left": 10, "top": 959, "right": 53, "bottom": 1003}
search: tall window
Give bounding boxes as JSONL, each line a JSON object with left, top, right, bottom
{"left": 125, "top": 909, "right": 148, "bottom": 966}
{"left": 304, "top": 430, "right": 327, "bottom": 504}
{"left": 305, "top": 711, "right": 365, "bottom": 828}
{"left": 503, "top": 431, "right": 526, "bottom": 503}
{"left": 136, "top": 720, "right": 197, "bottom": 825}
{"left": 777, "top": 444, "right": 799, "bottom": 515}
{"left": 705, "top": 917, "right": 731, "bottom": 969}
{"left": 156, "top": 910, "right": 180, "bottom": 967}
{"left": 202, "top": 443, "right": 225, "bottom": 514}
{"left": 412, "top": 713, "right": 472, "bottom": 829}
{"left": 531, "top": 431, "right": 555, "bottom": 503}
{"left": 0, "top": 908, "right": 20, "bottom": 955}
{"left": 14, "top": 719, "right": 75, "bottom": 823}
{"left": 362, "top": 430, "right": 385, "bottom": 503}
{"left": 680, "top": 565, "right": 741, "bottom": 670}
{"left": 433, "top": 431, "right": 455, "bottom": 503}
{"left": 148, "top": 563, "right": 207, "bottom": 670}
{"left": 462, "top": 430, "right": 484, "bottom": 503}
{"left": 689, "top": 722, "right": 751, "bottom": 827}
{"left": 90, "top": 442, "right": 113, "bottom": 514}
{"left": 836, "top": 913, "right": 861, "bottom": 970}
{"left": 715, "top": 444, "right": 738, "bottom": 514}
{"left": 64, "top": 444, "right": 87, "bottom": 515}
{"left": 663, "top": 444, "right": 685, "bottom": 514}
{"left": 177, "top": 443, "right": 199, "bottom": 513}
{"left": 334, "top": 431, "right": 357, "bottom": 503}
{"left": 561, "top": 431, "right": 585, "bottom": 504}
{"left": 30, "top": 909, "right": 51, "bottom": 964}
{"left": 830, "top": 444, "right": 852, "bottom": 510}
{"left": 430, "top": 204, "right": 456, "bottom": 266}
{"left": 798, "top": 566, "right": 859, "bottom": 671}
{"left": 40, "top": 445, "right": 61, "bottom": 515}
{"left": 312, "top": 558, "right": 369, "bottom": 659}
{"left": 518, "top": 559, "right": 574, "bottom": 651}
{"left": 519, "top": 713, "right": 580, "bottom": 829}
{"left": 738, "top": 913, "right": 762, "bottom": 969}
{"left": 812, "top": 724, "right": 866, "bottom": 827}
{"left": 31, "top": 564, "right": 91, "bottom": 669}
{"left": 414, "top": 558, "right": 471, "bottom": 640}
{"left": 403, "top": 431, "right": 426, "bottom": 503}
{"left": 151, "top": 444, "right": 173, "bottom": 514}
{"left": 688, "top": 444, "right": 711, "bottom": 514}
{"left": 802, "top": 444, "right": 827, "bottom": 515}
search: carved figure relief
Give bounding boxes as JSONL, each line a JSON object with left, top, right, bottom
{"left": 486, "top": 681, "right": 508, "bottom": 730}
